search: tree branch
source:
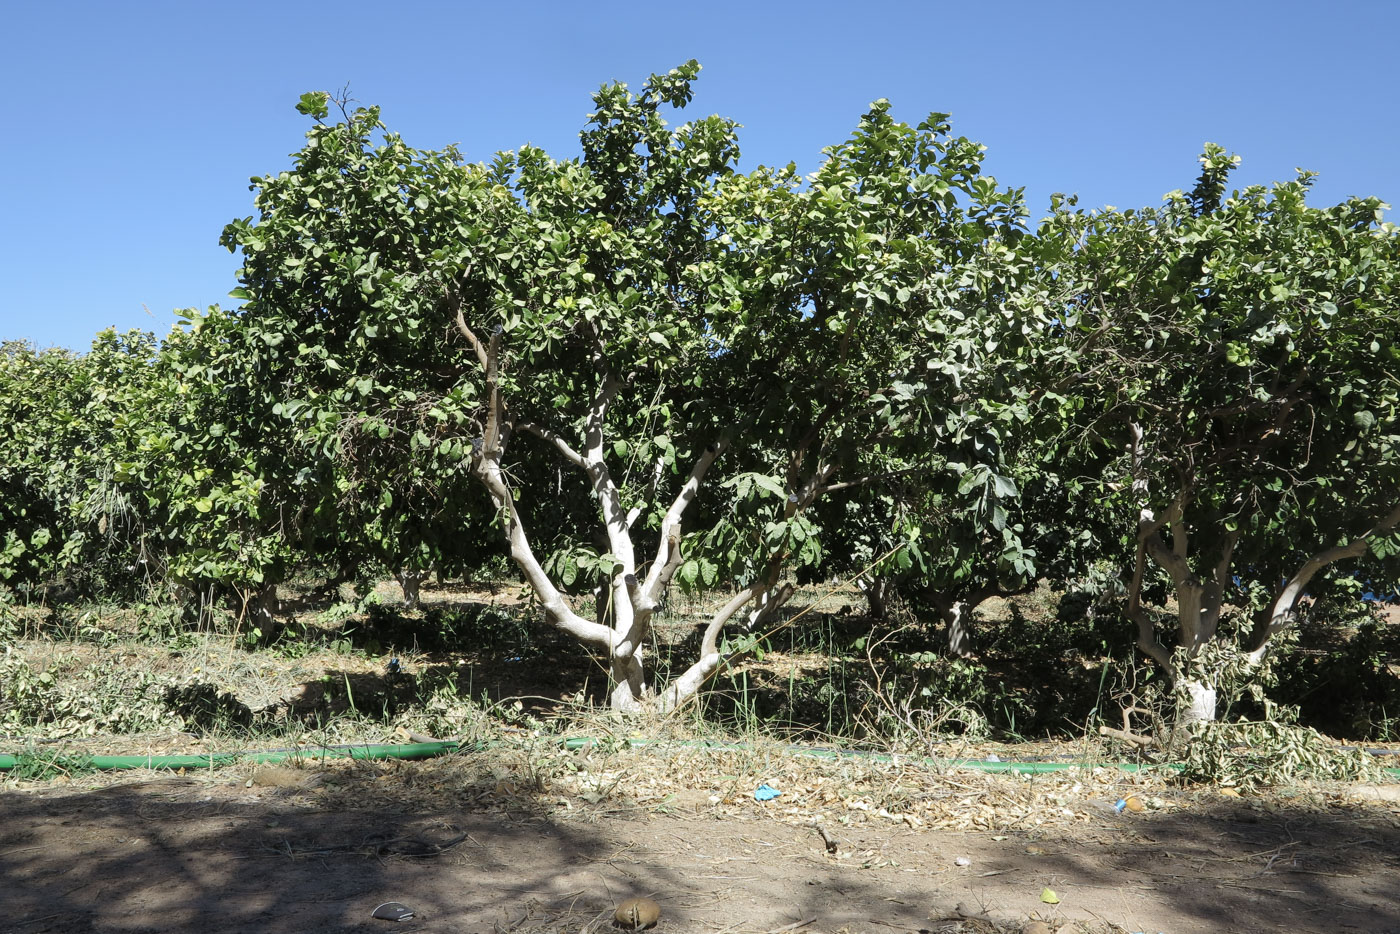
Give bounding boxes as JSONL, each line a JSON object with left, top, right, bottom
{"left": 454, "top": 305, "right": 490, "bottom": 373}
{"left": 638, "top": 437, "right": 730, "bottom": 605}
{"left": 1126, "top": 510, "right": 1173, "bottom": 672}
{"left": 472, "top": 446, "right": 613, "bottom": 649}
{"left": 1246, "top": 500, "right": 1400, "bottom": 658}
{"left": 658, "top": 576, "right": 795, "bottom": 712}
{"left": 516, "top": 421, "right": 586, "bottom": 469}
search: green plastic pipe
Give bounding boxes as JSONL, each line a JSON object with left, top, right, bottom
{"left": 0, "top": 741, "right": 461, "bottom": 772}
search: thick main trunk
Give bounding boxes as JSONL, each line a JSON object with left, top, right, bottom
{"left": 858, "top": 576, "right": 889, "bottom": 620}
{"left": 395, "top": 569, "right": 424, "bottom": 609}
{"left": 924, "top": 587, "right": 1011, "bottom": 659}
{"left": 610, "top": 652, "right": 648, "bottom": 712}
{"left": 921, "top": 591, "right": 972, "bottom": 658}
{"left": 236, "top": 583, "right": 279, "bottom": 636}
{"left": 1178, "top": 678, "right": 1218, "bottom": 725}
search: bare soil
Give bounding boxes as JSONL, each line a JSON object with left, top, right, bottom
{"left": 3, "top": 754, "right": 1398, "bottom": 934}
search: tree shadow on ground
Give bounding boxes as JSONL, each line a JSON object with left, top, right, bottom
{"left": 0, "top": 758, "right": 1038, "bottom": 934}
{"left": 0, "top": 765, "right": 624, "bottom": 934}
{"left": 1019, "top": 796, "right": 1400, "bottom": 933}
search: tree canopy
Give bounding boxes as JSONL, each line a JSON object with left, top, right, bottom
{"left": 1041, "top": 145, "right": 1400, "bottom": 719}
{"left": 4, "top": 66, "right": 1399, "bottom": 727}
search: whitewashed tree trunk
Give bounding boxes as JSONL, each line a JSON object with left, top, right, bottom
{"left": 1126, "top": 424, "right": 1400, "bottom": 727}
{"left": 858, "top": 576, "right": 889, "bottom": 620}
{"left": 395, "top": 569, "right": 424, "bottom": 609}
{"left": 458, "top": 316, "right": 829, "bottom": 713}
{"left": 945, "top": 602, "right": 973, "bottom": 659}
{"left": 1178, "top": 679, "right": 1218, "bottom": 725}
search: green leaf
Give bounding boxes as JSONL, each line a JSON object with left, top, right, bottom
{"left": 749, "top": 474, "right": 786, "bottom": 498}
{"left": 296, "top": 91, "right": 330, "bottom": 119}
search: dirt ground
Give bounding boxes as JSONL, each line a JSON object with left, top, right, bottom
{"left": 3, "top": 754, "right": 1398, "bottom": 934}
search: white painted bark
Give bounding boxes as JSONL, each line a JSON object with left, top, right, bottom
{"left": 462, "top": 323, "right": 613, "bottom": 651}
{"left": 657, "top": 580, "right": 797, "bottom": 712}
{"left": 857, "top": 576, "right": 889, "bottom": 620}
{"left": 394, "top": 569, "right": 424, "bottom": 609}
{"left": 456, "top": 312, "right": 823, "bottom": 713}
{"left": 1178, "top": 678, "right": 1218, "bottom": 725}
{"left": 944, "top": 601, "right": 973, "bottom": 658}
{"left": 1125, "top": 423, "right": 1400, "bottom": 726}
{"left": 1245, "top": 499, "right": 1400, "bottom": 663}
{"left": 1125, "top": 423, "right": 1234, "bottom": 726}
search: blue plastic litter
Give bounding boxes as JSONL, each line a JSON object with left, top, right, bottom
{"left": 754, "top": 783, "right": 782, "bottom": 801}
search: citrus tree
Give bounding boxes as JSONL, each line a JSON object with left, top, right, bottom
{"left": 0, "top": 340, "right": 86, "bottom": 590}
{"left": 213, "top": 67, "right": 1042, "bottom": 711}
{"left": 0, "top": 330, "right": 169, "bottom": 598}
{"left": 1044, "top": 147, "right": 1400, "bottom": 721}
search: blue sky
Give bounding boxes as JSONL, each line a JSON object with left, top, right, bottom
{"left": 3, "top": 0, "right": 1397, "bottom": 350}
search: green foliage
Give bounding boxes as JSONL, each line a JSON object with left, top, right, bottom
{"left": 1271, "top": 599, "right": 1400, "bottom": 740}
{"left": 1041, "top": 146, "right": 1400, "bottom": 713}
{"left": 5, "top": 63, "right": 1400, "bottom": 735}
{"left": 0, "top": 332, "right": 167, "bottom": 597}
{"left": 194, "top": 66, "right": 1050, "bottom": 710}
{"left": 0, "top": 648, "right": 183, "bottom": 737}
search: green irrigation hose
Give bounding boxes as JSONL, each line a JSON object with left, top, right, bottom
{"left": 0, "top": 741, "right": 462, "bottom": 772}
{"left": 2, "top": 736, "right": 1396, "bottom": 778}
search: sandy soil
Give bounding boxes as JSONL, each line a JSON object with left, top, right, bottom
{"left": 3, "top": 760, "right": 1398, "bottom": 934}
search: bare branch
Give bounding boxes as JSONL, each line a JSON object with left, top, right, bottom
{"left": 1127, "top": 539, "right": 1172, "bottom": 671}
{"left": 1170, "top": 512, "right": 1188, "bottom": 562}
{"left": 786, "top": 399, "right": 842, "bottom": 484}
{"left": 1247, "top": 500, "right": 1400, "bottom": 657}
{"left": 1212, "top": 528, "right": 1240, "bottom": 594}
{"left": 626, "top": 453, "right": 668, "bottom": 529}
{"left": 820, "top": 464, "right": 925, "bottom": 496}
{"left": 579, "top": 375, "right": 634, "bottom": 580}
{"left": 516, "top": 422, "right": 586, "bottom": 469}
{"left": 481, "top": 328, "right": 504, "bottom": 455}
{"left": 454, "top": 305, "right": 490, "bottom": 372}
{"left": 639, "top": 437, "right": 730, "bottom": 604}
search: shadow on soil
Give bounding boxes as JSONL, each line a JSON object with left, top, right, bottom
{"left": 0, "top": 767, "right": 611, "bottom": 934}
{"left": 2, "top": 768, "right": 1398, "bottom": 933}
{"left": 1018, "top": 797, "right": 1400, "bottom": 933}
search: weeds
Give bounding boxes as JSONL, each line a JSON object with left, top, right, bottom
{"left": 6, "top": 576, "right": 1399, "bottom": 786}
{"left": 4, "top": 748, "right": 97, "bottom": 782}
